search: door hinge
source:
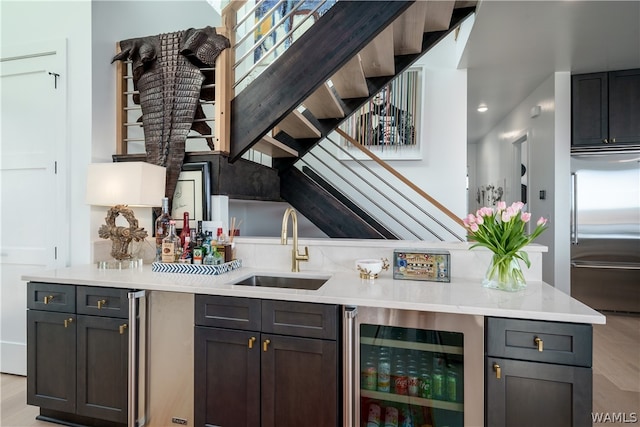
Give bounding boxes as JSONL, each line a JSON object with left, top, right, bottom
{"left": 54, "top": 161, "right": 58, "bottom": 174}
{"left": 55, "top": 247, "right": 57, "bottom": 260}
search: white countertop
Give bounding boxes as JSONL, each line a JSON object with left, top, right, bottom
{"left": 23, "top": 262, "right": 606, "bottom": 325}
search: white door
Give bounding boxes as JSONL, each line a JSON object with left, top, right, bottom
{"left": 0, "top": 40, "right": 67, "bottom": 375}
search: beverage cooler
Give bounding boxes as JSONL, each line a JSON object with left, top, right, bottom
{"left": 343, "top": 307, "right": 484, "bottom": 427}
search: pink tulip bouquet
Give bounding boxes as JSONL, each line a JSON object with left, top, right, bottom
{"left": 463, "top": 201, "right": 548, "bottom": 291}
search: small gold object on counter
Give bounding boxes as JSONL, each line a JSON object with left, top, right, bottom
{"left": 356, "top": 258, "right": 389, "bottom": 280}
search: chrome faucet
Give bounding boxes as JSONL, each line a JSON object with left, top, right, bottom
{"left": 281, "top": 207, "right": 309, "bottom": 272}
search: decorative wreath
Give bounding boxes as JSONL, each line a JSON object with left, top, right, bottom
{"left": 98, "top": 205, "right": 149, "bottom": 260}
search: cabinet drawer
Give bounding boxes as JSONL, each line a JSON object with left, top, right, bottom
{"left": 486, "top": 317, "right": 592, "bottom": 367}
{"left": 27, "top": 282, "right": 76, "bottom": 313}
{"left": 262, "top": 300, "right": 338, "bottom": 340}
{"left": 76, "top": 286, "right": 129, "bottom": 319}
{"left": 195, "top": 295, "right": 261, "bottom": 330}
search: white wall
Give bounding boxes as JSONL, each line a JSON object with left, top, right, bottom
{"left": 470, "top": 72, "right": 571, "bottom": 292}
{"left": 2, "top": 1, "right": 221, "bottom": 265}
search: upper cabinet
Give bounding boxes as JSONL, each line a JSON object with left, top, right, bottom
{"left": 572, "top": 69, "right": 640, "bottom": 147}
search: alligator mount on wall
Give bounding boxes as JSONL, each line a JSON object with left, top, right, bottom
{"left": 112, "top": 26, "right": 230, "bottom": 212}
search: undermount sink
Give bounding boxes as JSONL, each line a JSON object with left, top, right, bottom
{"left": 231, "top": 274, "right": 329, "bottom": 290}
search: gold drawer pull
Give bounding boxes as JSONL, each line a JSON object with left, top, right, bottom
{"left": 64, "top": 318, "right": 74, "bottom": 328}
{"left": 248, "top": 336, "right": 256, "bottom": 349}
{"left": 263, "top": 339, "right": 271, "bottom": 352}
{"left": 493, "top": 363, "right": 501, "bottom": 379}
{"left": 534, "top": 337, "right": 544, "bottom": 352}
{"left": 97, "top": 299, "right": 107, "bottom": 309}
{"left": 43, "top": 295, "right": 54, "bottom": 304}
{"left": 119, "top": 324, "right": 128, "bottom": 335}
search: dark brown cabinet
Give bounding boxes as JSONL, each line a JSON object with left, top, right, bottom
{"left": 485, "top": 317, "right": 593, "bottom": 427}
{"left": 194, "top": 295, "right": 340, "bottom": 427}
{"left": 27, "top": 282, "right": 130, "bottom": 427}
{"left": 572, "top": 69, "right": 640, "bottom": 147}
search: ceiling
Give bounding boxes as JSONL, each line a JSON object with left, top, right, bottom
{"left": 460, "top": 0, "right": 640, "bottom": 144}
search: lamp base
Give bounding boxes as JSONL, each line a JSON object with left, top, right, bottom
{"left": 97, "top": 258, "right": 144, "bottom": 270}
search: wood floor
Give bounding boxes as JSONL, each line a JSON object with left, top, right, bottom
{"left": 2, "top": 313, "right": 638, "bottom": 426}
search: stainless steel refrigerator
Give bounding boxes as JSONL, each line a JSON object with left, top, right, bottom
{"left": 570, "top": 150, "right": 640, "bottom": 313}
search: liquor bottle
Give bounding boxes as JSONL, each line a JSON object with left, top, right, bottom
{"left": 195, "top": 221, "right": 205, "bottom": 247}
{"left": 161, "top": 220, "right": 179, "bottom": 263}
{"left": 154, "top": 197, "right": 172, "bottom": 262}
{"left": 179, "top": 212, "right": 191, "bottom": 247}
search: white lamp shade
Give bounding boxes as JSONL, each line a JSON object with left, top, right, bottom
{"left": 86, "top": 162, "right": 166, "bottom": 207}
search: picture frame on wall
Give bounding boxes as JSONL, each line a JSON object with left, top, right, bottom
{"left": 339, "top": 67, "right": 422, "bottom": 161}
{"left": 172, "top": 162, "right": 210, "bottom": 231}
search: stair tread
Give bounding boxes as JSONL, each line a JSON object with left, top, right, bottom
{"left": 275, "top": 110, "right": 322, "bottom": 139}
{"left": 303, "top": 82, "right": 345, "bottom": 119}
{"left": 394, "top": 2, "right": 429, "bottom": 55}
{"left": 253, "top": 135, "right": 298, "bottom": 158}
{"left": 359, "top": 25, "right": 395, "bottom": 77}
{"left": 331, "top": 55, "right": 369, "bottom": 99}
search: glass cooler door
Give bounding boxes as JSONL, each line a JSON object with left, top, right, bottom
{"left": 351, "top": 308, "right": 484, "bottom": 427}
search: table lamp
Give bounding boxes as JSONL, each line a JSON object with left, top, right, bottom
{"left": 86, "top": 162, "right": 166, "bottom": 268}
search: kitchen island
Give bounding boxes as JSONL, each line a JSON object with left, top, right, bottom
{"left": 23, "top": 238, "right": 605, "bottom": 427}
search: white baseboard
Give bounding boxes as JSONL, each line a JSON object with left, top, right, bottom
{"left": 1, "top": 341, "right": 27, "bottom": 375}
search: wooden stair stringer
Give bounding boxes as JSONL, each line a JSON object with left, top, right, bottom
{"left": 229, "top": 1, "right": 414, "bottom": 162}
{"left": 280, "top": 166, "right": 388, "bottom": 239}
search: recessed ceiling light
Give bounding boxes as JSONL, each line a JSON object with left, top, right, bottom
{"left": 477, "top": 104, "right": 488, "bottom": 113}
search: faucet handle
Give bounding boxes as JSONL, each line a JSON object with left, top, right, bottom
{"left": 297, "top": 246, "right": 309, "bottom": 261}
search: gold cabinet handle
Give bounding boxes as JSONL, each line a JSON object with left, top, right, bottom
{"left": 97, "top": 299, "right": 107, "bottom": 309}
{"left": 493, "top": 363, "right": 501, "bottom": 379}
{"left": 612, "top": 137, "right": 616, "bottom": 143}
{"left": 534, "top": 337, "right": 544, "bottom": 352}
{"left": 119, "top": 324, "right": 128, "bottom": 335}
{"left": 603, "top": 138, "right": 609, "bottom": 144}
{"left": 43, "top": 295, "right": 54, "bottom": 304}
{"left": 263, "top": 339, "right": 271, "bottom": 352}
{"left": 64, "top": 318, "right": 74, "bottom": 328}
{"left": 248, "top": 336, "right": 256, "bottom": 349}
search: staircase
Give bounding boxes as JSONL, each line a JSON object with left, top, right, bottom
{"left": 222, "top": 0, "right": 476, "bottom": 239}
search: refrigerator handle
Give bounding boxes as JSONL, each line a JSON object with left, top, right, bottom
{"left": 571, "top": 173, "right": 578, "bottom": 245}
{"left": 343, "top": 306, "right": 358, "bottom": 427}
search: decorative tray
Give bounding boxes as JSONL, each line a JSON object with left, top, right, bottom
{"left": 151, "top": 259, "right": 242, "bottom": 275}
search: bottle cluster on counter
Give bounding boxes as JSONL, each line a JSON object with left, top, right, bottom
{"left": 155, "top": 197, "right": 233, "bottom": 265}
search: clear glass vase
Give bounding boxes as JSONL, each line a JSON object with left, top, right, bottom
{"left": 482, "top": 253, "right": 527, "bottom": 291}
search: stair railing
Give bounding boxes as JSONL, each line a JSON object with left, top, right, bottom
{"left": 221, "top": 0, "right": 336, "bottom": 92}
{"left": 296, "top": 129, "right": 466, "bottom": 241}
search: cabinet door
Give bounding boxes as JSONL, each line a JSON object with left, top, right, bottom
{"left": 27, "top": 310, "right": 76, "bottom": 413}
{"left": 194, "top": 326, "right": 260, "bottom": 427}
{"left": 485, "top": 357, "right": 592, "bottom": 427}
{"left": 572, "top": 72, "right": 608, "bottom": 146}
{"left": 261, "top": 334, "right": 337, "bottom": 427}
{"left": 609, "top": 69, "right": 640, "bottom": 144}
{"left": 76, "top": 315, "right": 128, "bottom": 423}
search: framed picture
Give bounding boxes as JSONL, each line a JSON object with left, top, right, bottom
{"left": 339, "top": 67, "right": 422, "bottom": 161}
{"left": 172, "top": 162, "right": 210, "bottom": 231}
